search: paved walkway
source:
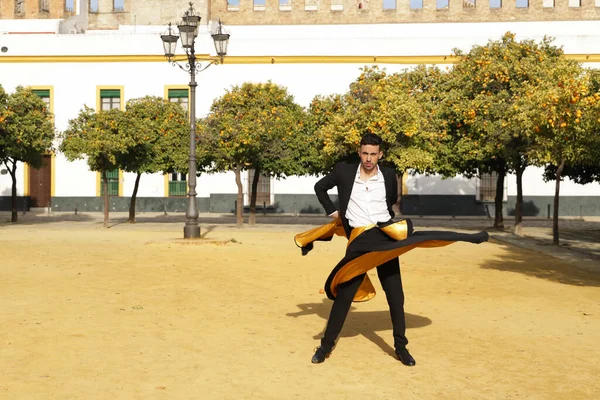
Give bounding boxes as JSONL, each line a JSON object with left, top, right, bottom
{"left": 2, "top": 211, "right": 599, "bottom": 271}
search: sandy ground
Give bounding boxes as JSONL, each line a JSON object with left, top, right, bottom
{"left": 1, "top": 220, "right": 599, "bottom": 399}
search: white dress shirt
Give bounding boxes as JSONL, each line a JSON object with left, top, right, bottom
{"left": 345, "top": 165, "right": 391, "bottom": 228}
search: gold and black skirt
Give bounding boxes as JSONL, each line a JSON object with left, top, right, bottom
{"left": 295, "top": 218, "right": 489, "bottom": 302}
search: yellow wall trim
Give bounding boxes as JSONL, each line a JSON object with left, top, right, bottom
{"left": 23, "top": 164, "right": 30, "bottom": 196}
{"left": 164, "top": 84, "right": 191, "bottom": 114}
{"left": 50, "top": 155, "right": 55, "bottom": 197}
{"left": 22, "top": 154, "right": 55, "bottom": 198}
{"left": 2, "top": 54, "right": 600, "bottom": 64}
{"left": 96, "top": 85, "right": 125, "bottom": 111}
{"left": 402, "top": 171, "right": 408, "bottom": 195}
{"left": 95, "top": 170, "right": 123, "bottom": 197}
{"left": 118, "top": 170, "right": 124, "bottom": 197}
{"left": 164, "top": 174, "right": 169, "bottom": 197}
{"left": 0, "top": 54, "right": 211, "bottom": 63}
{"left": 22, "top": 86, "right": 55, "bottom": 198}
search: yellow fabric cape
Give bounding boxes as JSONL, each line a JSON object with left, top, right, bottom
{"left": 295, "top": 218, "right": 489, "bottom": 302}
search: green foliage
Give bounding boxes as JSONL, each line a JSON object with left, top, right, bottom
{"left": 309, "top": 66, "right": 436, "bottom": 174}
{"left": 544, "top": 163, "right": 600, "bottom": 185}
{"left": 441, "top": 32, "right": 569, "bottom": 177}
{"left": 60, "top": 106, "right": 130, "bottom": 172}
{"left": 200, "top": 81, "right": 310, "bottom": 177}
{"left": 120, "top": 96, "right": 189, "bottom": 174}
{"left": 0, "top": 85, "right": 7, "bottom": 162}
{"left": 0, "top": 86, "right": 55, "bottom": 169}
{"left": 514, "top": 61, "right": 599, "bottom": 168}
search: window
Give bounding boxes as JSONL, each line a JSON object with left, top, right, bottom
{"left": 40, "top": 0, "right": 50, "bottom": 12}
{"left": 100, "top": 89, "right": 121, "bottom": 111}
{"left": 15, "top": 0, "right": 25, "bottom": 14}
{"left": 247, "top": 170, "right": 271, "bottom": 206}
{"left": 305, "top": 0, "right": 318, "bottom": 11}
{"left": 168, "top": 88, "right": 189, "bottom": 111}
{"left": 169, "top": 173, "right": 187, "bottom": 197}
{"left": 410, "top": 0, "right": 423, "bottom": 9}
{"left": 515, "top": 0, "right": 528, "bottom": 8}
{"left": 383, "top": 0, "right": 396, "bottom": 9}
{"left": 90, "top": 0, "right": 98, "bottom": 13}
{"left": 114, "top": 0, "right": 124, "bottom": 11}
{"left": 100, "top": 169, "right": 119, "bottom": 197}
{"left": 32, "top": 89, "right": 51, "bottom": 111}
{"left": 96, "top": 87, "right": 123, "bottom": 197}
{"left": 254, "top": 0, "right": 266, "bottom": 10}
{"left": 489, "top": 0, "right": 501, "bottom": 7}
{"left": 437, "top": 0, "right": 449, "bottom": 9}
{"left": 477, "top": 172, "right": 506, "bottom": 202}
{"left": 542, "top": 0, "right": 553, "bottom": 7}
{"left": 463, "top": 0, "right": 476, "bottom": 7}
{"left": 331, "top": 0, "right": 344, "bottom": 10}
{"left": 280, "top": 0, "right": 291, "bottom": 10}
{"left": 65, "top": 0, "right": 75, "bottom": 12}
{"left": 568, "top": 0, "right": 581, "bottom": 7}
{"left": 227, "top": 0, "right": 240, "bottom": 10}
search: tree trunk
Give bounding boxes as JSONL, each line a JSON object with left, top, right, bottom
{"left": 102, "top": 170, "right": 109, "bottom": 228}
{"left": 552, "top": 158, "right": 565, "bottom": 246}
{"left": 128, "top": 173, "right": 142, "bottom": 223}
{"left": 514, "top": 163, "right": 525, "bottom": 236}
{"left": 6, "top": 160, "right": 18, "bottom": 223}
{"left": 249, "top": 167, "right": 260, "bottom": 226}
{"left": 234, "top": 164, "right": 244, "bottom": 228}
{"left": 396, "top": 171, "right": 404, "bottom": 215}
{"left": 493, "top": 164, "right": 506, "bottom": 230}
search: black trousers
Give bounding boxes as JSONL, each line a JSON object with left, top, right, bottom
{"left": 320, "top": 228, "right": 408, "bottom": 352}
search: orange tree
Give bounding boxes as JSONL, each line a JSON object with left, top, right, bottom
{"left": 514, "top": 62, "right": 600, "bottom": 244}
{"left": 543, "top": 69, "right": 600, "bottom": 191}
{"left": 0, "top": 86, "right": 55, "bottom": 222}
{"left": 310, "top": 66, "right": 436, "bottom": 213}
{"left": 442, "top": 32, "right": 568, "bottom": 231}
{"left": 199, "top": 82, "right": 308, "bottom": 226}
{"left": 394, "top": 65, "right": 452, "bottom": 197}
{"left": 119, "top": 96, "right": 188, "bottom": 223}
{"left": 305, "top": 93, "right": 344, "bottom": 174}
{"left": 60, "top": 107, "right": 130, "bottom": 227}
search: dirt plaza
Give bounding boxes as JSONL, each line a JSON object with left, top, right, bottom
{"left": 1, "top": 215, "right": 599, "bottom": 399}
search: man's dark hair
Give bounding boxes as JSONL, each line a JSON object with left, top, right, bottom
{"left": 360, "top": 133, "right": 383, "bottom": 147}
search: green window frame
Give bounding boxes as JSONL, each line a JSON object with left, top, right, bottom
{"left": 100, "top": 89, "right": 121, "bottom": 110}
{"left": 169, "top": 173, "right": 187, "bottom": 197}
{"left": 100, "top": 169, "right": 119, "bottom": 196}
{"left": 168, "top": 89, "right": 189, "bottom": 111}
{"left": 32, "top": 89, "right": 51, "bottom": 109}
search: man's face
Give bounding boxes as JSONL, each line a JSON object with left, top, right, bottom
{"left": 359, "top": 144, "right": 383, "bottom": 173}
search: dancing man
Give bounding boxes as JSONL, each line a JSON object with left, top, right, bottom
{"left": 295, "top": 132, "right": 488, "bottom": 366}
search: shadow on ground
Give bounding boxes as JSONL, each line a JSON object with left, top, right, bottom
{"left": 0, "top": 213, "right": 95, "bottom": 226}
{"left": 482, "top": 239, "right": 600, "bottom": 287}
{"left": 287, "top": 299, "right": 432, "bottom": 357}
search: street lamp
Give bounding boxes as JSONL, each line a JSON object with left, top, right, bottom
{"left": 160, "top": 2, "right": 230, "bottom": 239}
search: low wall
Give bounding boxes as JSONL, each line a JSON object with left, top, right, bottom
{"left": 2, "top": 194, "right": 598, "bottom": 216}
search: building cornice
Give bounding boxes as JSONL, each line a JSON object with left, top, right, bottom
{"left": 1, "top": 54, "right": 600, "bottom": 64}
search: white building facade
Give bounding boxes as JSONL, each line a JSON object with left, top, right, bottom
{"left": 1, "top": 19, "right": 599, "bottom": 216}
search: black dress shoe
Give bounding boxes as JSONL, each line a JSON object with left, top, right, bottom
{"left": 311, "top": 347, "right": 331, "bottom": 364}
{"left": 396, "top": 347, "right": 416, "bottom": 366}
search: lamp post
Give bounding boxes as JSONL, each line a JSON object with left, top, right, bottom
{"left": 160, "top": 2, "right": 230, "bottom": 239}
